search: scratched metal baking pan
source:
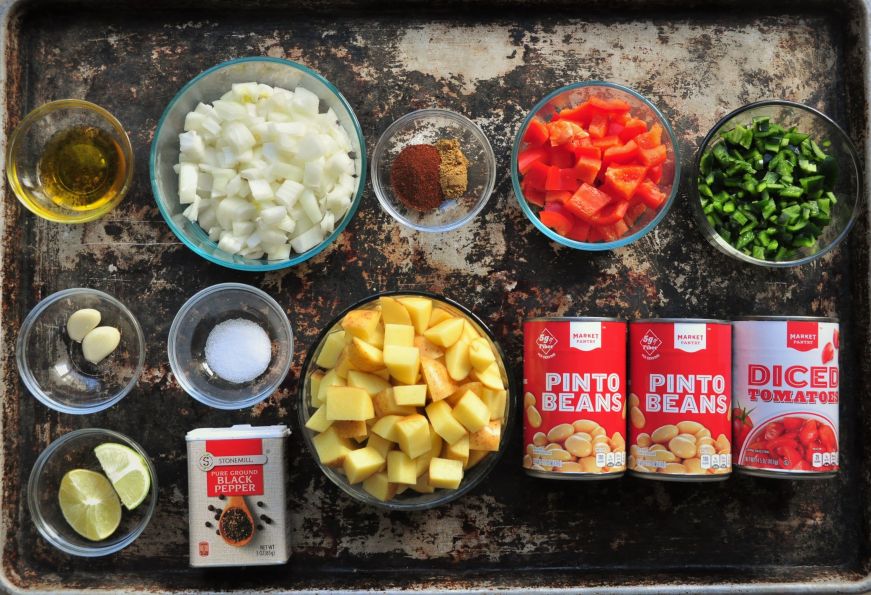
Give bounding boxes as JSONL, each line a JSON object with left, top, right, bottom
{"left": 0, "top": 0, "right": 869, "bottom": 592}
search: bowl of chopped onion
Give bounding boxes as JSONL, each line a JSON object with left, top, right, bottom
{"left": 150, "top": 57, "right": 366, "bottom": 271}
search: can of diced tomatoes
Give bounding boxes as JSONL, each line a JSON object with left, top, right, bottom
{"left": 522, "top": 317, "right": 627, "bottom": 480}
{"left": 628, "top": 319, "right": 732, "bottom": 481}
{"left": 733, "top": 316, "right": 840, "bottom": 479}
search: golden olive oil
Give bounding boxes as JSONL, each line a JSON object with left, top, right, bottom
{"left": 37, "top": 126, "right": 126, "bottom": 211}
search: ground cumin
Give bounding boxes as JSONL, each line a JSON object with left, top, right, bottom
{"left": 435, "top": 139, "right": 469, "bottom": 199}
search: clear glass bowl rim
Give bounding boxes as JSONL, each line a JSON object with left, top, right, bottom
{"left": 297, "top": 290, "right": 516, "bottom": 511}
{"left": 148, "top": 56, "right": 367, "bottom": 271}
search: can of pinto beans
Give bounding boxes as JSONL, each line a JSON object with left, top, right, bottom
{"left": 628, "top": 319, "right": 732, "bottom": 481}
{"left": 733, "top": 316, "right": 840, "bottom": 479}
{"left": 522, "top": 317, "right": 627, "bottom": 480}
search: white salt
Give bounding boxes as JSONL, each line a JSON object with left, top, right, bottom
{"left": 205, "top": 318, "right": 271, "bottom": 383}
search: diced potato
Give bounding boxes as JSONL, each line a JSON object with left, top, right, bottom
{"left": 414, "top": 426, "right": 443, "bottom": 476}
{"left": 395, "top": 414, "right": 431, "bottom": 459}
{"left": 305, "top": 406, "right": 333, "bottom": 432}
{"left": 359, "top": 323, "right": 385, "bottom": 349}
{"left": 342, "top": 309, "right": 381, "bottom": 339}
{"left": 393, "top": 384, "right": 427, "bottom": 407}
{"left": 371, "top": 415, "right": 403, "bottom": 442}
{"left": 421, "top": 357, "right": 457, "bottom": 402}
{"left": 387, "top": 450, "right": 417, "bottom": 485}
{"left": 398, "top": 297, "right": 432, "bottom": 334}
{"left": 427, "top": 307, "right": 453, "bottom": 329}
{"left": 347, "top": 337, "right": 384, "bottom": 372}
{"left": 466, "top": 449, "right": 489, "bottom": 470}
{"left": 312, "top": 426, "right": 353, "bottom": 467}
{"left": 473, "top": 361, "right": 505, "bottom": 390}
{"left": 333, "top": 420, "right": 368, "bottom": 440}
{"left": 315, "top": 368, "right": 345, "bottom": 406}
{"left": 468, "top": 337, "right": 497, "bottom": 371}
{"left": 309, "top": 371, "right": 324, "bottom": 405}
{"left": 451, "top": 391, "right": 490, "bottom": 433}
{"left": 334, "top": 347, "right": 353, "bottom": 378}
{"left": 380, "top": 296, "right": 413, "bottom": 325}
{"left": 383, "top": 345, "right": 420, "bottom": 384}
{"left": 443, "top": 434, "right": 469, "bottom": 466}
{"left": 343, "top": 447, "right": 385, "bottom": 484}
{"left": 372, "top": 368, "right": 391, "bottom": 381}
{"left": 347, "top": 370, "right": 391, "bottom": 396}
{"left": 469, "top": 420, "right": 501, "bottom": 452}
{"left": 372, "top": 388, "right": 416, "bottom": 417}
{"left": 326, "top": 386, "right": 374, "bottom": 421}
{"left": 424, "top": 317, "right": 464, "bottom": 348}
{"left": 426, "top": 400, "right": 467, "bottom": 445}
{"left": 429, "top": 457, "right": 464, "bottom": 489}
{"left": 481, "top": 388, "right": 507, "bottom": 420}
{"left": 414, "top": 335, "right": 445, "bottom": 360}
{"left": 462, "top": 320, "right": 480, "bottom": 341}
{"left": 411, "top": 472, "right": 435, "bottom": 494}
{"left": 362, "top": 471, "right": 397, "bottom": 501}
{"left": 316, "top": 331, "right": 346, "bottom": 368}
{"left": 445, "top": 337, "right": 472, "bottom": 381}
{"left": 395, "top": 484, "right": 409, "bottom": 495}
{"left": 447, "top": 381, "right": 484, "bottom": 406}
{"left": 384, "top": 323, "right": 415, "bottom": 347}
{"left": 367, "top": 433, "right": 394, "bottom": 458}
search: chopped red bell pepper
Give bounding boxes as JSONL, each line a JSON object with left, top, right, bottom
{"left": 607, "top": 122, "right": 625, "bottom": 137}
{"left": 545, "top": 191, "right": 572, "bottom": 205}
{"left": 555, "top": 103, "right": 594, "bottom": 127}
{"left": 588, "top": 113, "right": 608, "bottom": 139}
{"left": 618, "top": 118, "right": 648, "bottom": 142}
{"left": 624, "top": 202, "right": 648, "bottom": 227}
{"left": 539, "top": 205, "right": 575, "bottom": 236}
{"left": 564, "top": 183, "right": 613, "bottom": 223}
{"left": 565, "top": 219, "right": 591, "bottom": 242}
{"left": 573, "top": 156, "right": 602, "bottom": 186}
{"left": 647, "top": 164, "right": 663, "bottom": 184}
{"left": 523, "top": 118, "right": 549, "bottom": 146}
{"left": 609, "top": 110, "right": 630, "bottom": 126}
{"left": 588, "top": 199, "right": 629, "bottom": 225}
{"left": 601, "top": 164, "right": 647, "bottom": 201}
{"left": 591, "top": 135, "right": 621, "bottom": 149}
{"left": 517, "top": 146, "right": 549, "bottom": 174}
{"left": 603, "top": 140, "right": 640, "bottom": 165}
{"left": 636, "top": 178, "right": 668, "bottom": 208}
{"left": 636, "top": 123, "right": 663, "bottom": 149}
{"left": 523, "top": 160, "right": 551, "bottom": 191}
{"left": 549, "top": 147, "right": 576, "bottom": 168}
{"left": 544, "top": 165, "right": 564, "bottom": 191}
{"left": 597, "top": 219, "right": 630, "bottom": 241}
{"left": 639, "top": 144, "right": 667, "bottom": 167}
{"left": 589, "top": 96, "right": 631, "bottom": 112}
{"left": 572, "top": 145, "right": 601, "bottom": 160}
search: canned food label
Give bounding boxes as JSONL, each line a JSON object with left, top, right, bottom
{"left": 629, "top": 321, "right": 732, "bottom": 478}
{"left": 734, "top": 320, "right": 839, "bottom": 474}
{"left": 523, "top": 320, "right": 627, "bottom": 477}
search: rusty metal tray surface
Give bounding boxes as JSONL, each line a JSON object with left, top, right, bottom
{"left": 0, "top": 0, "right": 869, "bottom": 592}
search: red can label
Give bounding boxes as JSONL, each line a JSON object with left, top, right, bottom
{"left": 628, "top": 321, "right": 732, "bottom": 478}
{"left": 733, "top": 319, "right": 840, "bottom": 474}
{"left": 523, "top": 319, "right": 627, "bottom": 476}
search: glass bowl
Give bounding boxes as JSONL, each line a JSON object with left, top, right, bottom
{"left": 150, "top": 57, "right": 366, "bottom": 271}
{"left": 370, "top": 109, "right": 496, "bottom": 232}
{"left": 27, "top": 428, "right": 158, "bottom": 557}
{"left": 511, "top": 81, "right": 680, "bottom": 251}
{"left": 168, "top": 283, "right": 293, "bottom": 410}
{"left": 691, "top": 100, "right": 862, "bottom": 267}
{"left": 7, "top": 100, "right": 134, "bottom": 223}
{"left": 16, "top": 288, "right": 145, "bottom": 414}
{"left": 298, "top": 291, "right": 514, "bottom": 510}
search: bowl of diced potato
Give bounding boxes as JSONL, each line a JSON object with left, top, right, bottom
{"left": 298, "top": 291, "right": 513, "bottom": 510}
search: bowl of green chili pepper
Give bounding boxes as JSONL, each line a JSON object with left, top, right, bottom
{"left": 693, "top": 100, "right": 862, "bottom": 267}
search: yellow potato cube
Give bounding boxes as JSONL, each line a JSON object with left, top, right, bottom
{"left": 398, "top": 297, "right": 433, "bottom": 334}
{"left": 387, "top": 450, "right": 417, "bottom": 485}
{"left": 445, "top": 337, "right": 472, "bottom": 381}
{"left": 451, "top": 391, "right": 490, "bottom": 433}
{"left": 466, "top": 449, "right": 489, "bottom": 470}
{"left": 326, "top": 386, "right": 374, "bottom": 421}
{"left": 481, "top": 388, "right": 507, "bottom": 420}
{"left": 468, "top": 337, "right": 497, "bottom": 371}
{"left": 393, "top": 384, "right": 427, "bottom": 407}
{"left": 429, "top": 457, "right": 464, "bottom": 489}
{"left": 312, "top": 426, "right": 353, "bottom": 467}
{"left": 305, "top": 406, "right": 333, "bottom": 433}
{"left": 347, "top": 370, "right": 392, "bottom": 396}
{"left": 309, "top": 371, "right": 324, "bottom": 404}
{"left": 446, "top": 381, "right": 484, "bottom": 406}
{"left": 334, "top": 347, "right": 352, "bottom": 378}
{"left": 426, "top": 400, "right": 468, "bottom": 445}
{"left": 343, "top": 446, "right": 385, "bottom": 484}
{"left": 469, "top": 420, "right": 501, "bottom": 452}
{"left": 379, "top": 296, "right": 413, "bottom": 325}
{"left": 473, "top": 362, "right": 505, "bottom": 390}
{"left": 333, "top": 420, "right": 368, "bottom": 440}
{"left": 372, "top": 388, "right": 416, "bottom": 417}
{"left": 462, "top": 320, "right": 480, "bottom": 341}
{"left": 316, "top": 331, "right": 346, "bottom": 368}
{"left": 414, "top": 427, "right": 443, "bottom": 476}
{"left": 347, "top": 338, "right": 384, "bottom": 372}
{"left": 383, "top": 345, "right": 420, "bottom": 385}
{"left": 341, "top": 309, "right": 381, "bottom": 340}
{"left": 414, "top": 335, "right": 445, "bottom": 360}
{"left": 427, "top": 307, "right": 453, "bottom": 329}
{"left": 395, "top": 414, "right": 431, "bottom": 459}
{"left": 384, "top": 323, "right": 415, "bottom": 347}
{"left": 423, "top": 317, "right": 464, "bottom": 348}
{"left": 315, "top": 369, "right": 345, "bottom": 406}
{"left": 411, "top": 472, "right": 435, "bottom": 494}
{"left": 362, "top": 471, "right": 397, "bottom": 501}
{"left": 366, "top": 433, "right": 394, "bottom": 458}
{"left": 359, "top": 323, "right": 385, "bottom": 349}
{"left": 371, "top": 414, "right": 403, "bottom": 442}
{"left": 420, "top": 357, "right": 457, "bottom": 402}
{"left": 372, "top": 368, "right": 391, "bottom": 381}
{"left": 443, "top": 434, "right": 469, "bottom": 466}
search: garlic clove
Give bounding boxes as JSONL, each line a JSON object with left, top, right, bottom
{"left": 67, "top": 308, "right": 101, "bottom": 342}
{"left": 81, "top": 326, "right": 121, "bottom": 364}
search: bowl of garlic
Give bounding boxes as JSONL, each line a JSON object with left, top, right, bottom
{"left": 150, "top": 57, "right": 366, "bottom": 271}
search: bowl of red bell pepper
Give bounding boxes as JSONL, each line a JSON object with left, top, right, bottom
{"left": 511, "top": 82, "right": 680, "bottom": 250}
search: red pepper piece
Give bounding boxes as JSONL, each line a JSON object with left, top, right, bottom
{"left": 636, "top": 123, "right": 663, "bottom": 149}
{"left": 647, "top": 164, "right": 663, "bottom": 184}
{"left": 609, "top": 110, "right": 630, "bottom": 126}
{"left": 539, "top": 210, "right": 574, "bottom": 236}
{"left": 588, "top": 199, "right": 629, "bottom": 226}
{"left": 517, "top": 146, "right": 549, "bottom": 174}
{"left": 565, "top": 219, "right": 591, "bottom": 242}
{"left": 545, "top": 191, "right": 572, "bottom": 205}
{"left": 522, "top": 160, "right": 550, "bottom": 191}
{"left": 544, "top": 165, "right": 564, "bottom": 191}
{"left": 521, "top": 179, "right": 545, "bottom": 207}
{"left": 591, "top": 135, "right": 621, "bottom": 149}
{"left": 618, "top": 117, "right": 648, "bottom": 142}
{"left": 564, "top": 183, "right": 613, "bottom": 223}
{"left": 572, "top": 145, "right": 602, "bottom": 160}
{"left": 573, "top": 156, "right": 602, "bottom": 186}
{"left": 556, "top": 103, "right": 595, "bottom": 127}
{"left": 523, "top": 118, "right": 549, "bottom": 146}
{"left": 636, "top": 178, "right": 667, "bottom": 209}
{"left": 623, "top": 202, "right": 647, "bottom": 227}
{"left": 601, "top": 165, "right": 647, "bottom": 202}
{"left": 589, "top": 96, "right": 631, "bottom": 112}
{"left": 607, "top": 121, "right": 625, "bottom": 137}
{"left": 549, "top": 147, "right": 576, "bottom": 169}
{"left": 603, "top": 140, "right": 640, "bottom": 165}
{"left": 547, "top": 120, "right": 582, "bottom": 146}
{"left": 596, "top": 218, "right": 630, "bottom": 241}
{"left": 588, "top": 113, "right": 608, "bottom": 139}
{"left": 639, "top": 144, "right": 667, "bottom": 167}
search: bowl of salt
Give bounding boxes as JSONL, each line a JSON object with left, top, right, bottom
{"left": 167, "top": 283, "right": 293, "bottom": 409}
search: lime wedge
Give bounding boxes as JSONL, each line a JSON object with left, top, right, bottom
{"left": 94, "top": 443, "right": 152, "bottom": 510}
{"left": 58, "top": 469, "right": 122, "bottom": 541}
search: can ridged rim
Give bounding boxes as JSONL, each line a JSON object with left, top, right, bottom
{"left": 525, "top": 316, "right": 625, "bottom": 323}
{"left": 524, "top": 469, "right": 624, "bottom": 481}
{"left": 735, "top": 315, "right": 839, "bottom": 323}
{"left": 627, "top": 470, "right": 730, "bottom": 481}
{"left": 632, "top": 318, "right": 731, "bottom": 325}
{"left": 735, "top": 466, "right": 837, "bottom": 479}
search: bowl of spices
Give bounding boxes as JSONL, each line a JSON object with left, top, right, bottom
{"left": 168, "top": 283, "right": 293, "bottom": 410}
{"left": 7, "top": 100, "right": 134, "bottom": 223}
{"left": 371, "top": 109, "right": 496, "bottom": 232}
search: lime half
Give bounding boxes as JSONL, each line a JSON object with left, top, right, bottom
{"left": 58, "top": 469, "right": 122, "bottom": 541}
{"left": 94, "top": 443, "right": 152, "bottom": 510}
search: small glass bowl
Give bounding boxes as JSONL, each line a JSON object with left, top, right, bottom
{"left": 150, "top": 57, "right": 366, "bottom": 271}
{"left": 168, "top": 283, "right": 293, "bottom": 410}
{"left": 7, "top": 100, "right": 134, "bottom": 223}
{"left": 691, "top": 100, "right": 862, "bottom": 267}
{"left": 511, "top": 82, "right": 680, "bottom": 251}
{"left": 298, "top": 291, "right": 514, "bottom": 511}
{"left": 27, "top": 428, "right": 158, "bottom": 557}
{"left": 16, "top": 288, "right": 145, "bottom": 414}
{"left": 370, "top": 109, "right": 496, "bottom": 232}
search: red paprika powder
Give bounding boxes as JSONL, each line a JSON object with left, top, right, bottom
{"left": 391, "top": 144, "right": 443, "bottom": 210}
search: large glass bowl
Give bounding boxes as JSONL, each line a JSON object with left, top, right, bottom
{"left": 298, "top": 291, "right": 514, "bottom": 510}
{"left": 150, "top": 57, "right": 366, "bottom": 271}
{"left": 691, "top": 100, "right": 862, "bottom": 267}
{"left": 511, "top": 81, "right": 680, "bottom": 251}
